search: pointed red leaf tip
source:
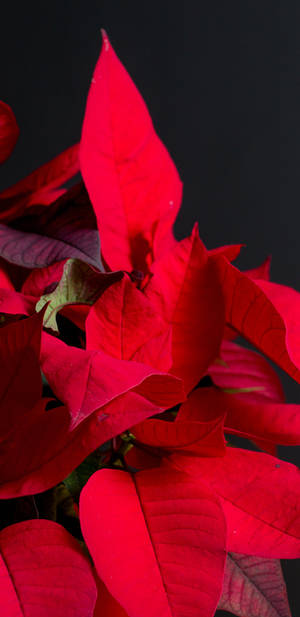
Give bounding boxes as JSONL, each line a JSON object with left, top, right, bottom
{"left": 172, "top": 446, "right": 300, "bottom": 558}
{"left": 214, "top": 255, "right": 300, "bottom": 383}
{"left": 80, "top": 31, "right": 182, "bottom": 273}
{"left": 86, "top": 275, "right": 172, "bottom": 371}
{"left": 0, "top": 101, "right": 19, "bottom": 164}
{"left": 80, "top": 467, "right": 227, "bottom": 617}
{"left": 145, "top": 225, "right": 225, "bottom": 392}
{"left": 218, "top": 553, "right": 291, "bottom": 617}
{"left": 0, "top": 519, "right": 97, "bottom": 617}
{"left": 0, "top": 143, "right": 79, "bottom": 222}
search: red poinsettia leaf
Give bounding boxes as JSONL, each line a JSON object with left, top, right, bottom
{"left": 145, "top": 226, "right": 224, "bottom": 392}
{"left": 0, "top": 262, "right": 14, "bottom": 290}
{"left": 218, "top": 552, "right": 291, "bottom": 617}
{"left": 0, "top": 288, "right": 36, "bottom": 316}
{"left": 0, "top": 310, "right": 43, "bottom": 438}
{"left": 41, "top": 332, "right": 184, "bottom": 429}
{"left": 94, "top": 576, "right": 129, "bottom": 617}
{"left": 80, "top": 31, "right": 182, "bottom": 273}
{"left": 125, "top": 443, "right": 162, "bottom": 471}
{"left": 21, "top": 260, "right": 65, "bottom": 297}
{"left": 0, "top": 519, "right": 97, "bottom": 617}
{"left": 209, "top": 244, "right": 243, "bottom": 262}
{"left": 0, "top": 143, "right": 79, "bottom": 221}
{"left": 0, "top": 390, "right": 170, "bottom": 498}
{"left": 214, "top": 255, "right": 300, "bottom": 382}
{"left": 86, "top": 276, "right": 172, "bottom": 371}
{"left": 171, "top": 447, "right": 300, "bottom": 558}
{"left": 80, "top": 467, "right": 227, "bottom": 617}
{"left": 132, "top": 408, "right": 226, "bottom": 456}
{"left": 0, "top": 101, "right": 19, "bottom": 165}
{"left": 209, "top": 340, "right": 285, "bottom": 404}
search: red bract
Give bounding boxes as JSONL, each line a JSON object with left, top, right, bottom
{"left": 0, "top": 519, "right": 97, "bottom": 616}
{"left": 0, "top": 101, "right": 19, "bottom": 165}
{"left": 80, "top": 467, "right": 227, "bottom": 617}
{"left": 145, "top": 225, "right": 225, "bottom": 392}
{"left": 80, "top": 31, "right": 182, "bottom": 274}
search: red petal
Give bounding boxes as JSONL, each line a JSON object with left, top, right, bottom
{"left": 0, "top": 519, "right": 96, "bottom": 617}
{"left": 0, "top": 289, "right": 36, "bottom": 316}
{"left": 145, "top": 226, "right": 225, "bottom": 392}
{"left": 0, "top": 101, "right": 19, "bottom": 165}
{"left": 218, "top": 553, "right": 291, "bottom": 617}
{"left": 80, "top": 467, "right": 227, "bottom": 617}
{"left": 94, "top": 576, "right": 129, "bottom": 617}
{"left": 80, "top": 32, "right": 182, "bottom": 272}
{"left": 86, "top": 276, "right": 172, "bottom": 371}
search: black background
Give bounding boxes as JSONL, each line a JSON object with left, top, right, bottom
{"left": 1, "top": 1, "right": 300, "bottom": 613}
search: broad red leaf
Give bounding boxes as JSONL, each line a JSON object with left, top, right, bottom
{"left": 80, "top": 467, "right": 227, "bottom": 617}
{"left": 132, "top": 411, "right": 226, "bottom": 457}
{"left": 214, "top": 255, "right": 300, "bottom": 383}
{"left": 0, "top": 391, "right": 177, "bottom": 498}
{"left": 41, "top": 332, "right": 184, "bottom": 429}
{"left": 0, "top": 262, "right": 14, "bottom": 290}
{"left": 218, "top": 552, "right": 291, "bottom": 617}
{"left": 244, "top": 255, "right": 271, "bottom": 281}
{"left": 0, "top": 143, "right": 79, "bottom": 221}
{"left": 209, "top": 340, "right": 285, "bottom": 404}
{"left": 86, "top": 276, "right": 172, "bottom": 371}
{"left": 0, "top": 519, "right": 97, "bottom": 617}
{"left": 0, "top": 310, "right": 43, "bottom": 438}
{"left": 145, "top": 226, "right": 225, "bottom": 392}
{"left": 80, "top": 32, "right": 182, "bottom": 273}
{"left": 0, "top": 101, "right": 19, "bottom": 164}
{"left": 170, "top": 447, "right": 300, "bottom": 558}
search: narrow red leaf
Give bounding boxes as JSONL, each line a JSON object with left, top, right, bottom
{"left": 214, "top": 255, "right": 300, "bottom": 383}
{"left": 0, "top": 519, "right": 97, "bottom": 617}
{"left": 0, "top": 144, "right": 79, "bottom": 221}
{"left": 80, "top": 467, "right": 227, "bottom": 617}
{"left": 80, "top": 32, "right": 182, "bottom": 273}
{"left": 218, "top": 552, "right": 291, "bottom": 617}
{"left": 145, "top": 226, "right": 225, "bottom": 392}
{"left": 0, "top": 101, "right": 19, "bottom": 165}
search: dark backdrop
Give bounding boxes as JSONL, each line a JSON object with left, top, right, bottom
{"left": 1, "top": 1, "right": 300, "bottom": 613}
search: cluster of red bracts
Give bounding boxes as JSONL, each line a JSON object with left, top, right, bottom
{"left": 0, "top": 31, "right": 298, "bottom": 617}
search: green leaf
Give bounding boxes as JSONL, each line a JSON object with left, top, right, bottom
{"left": 36, "top": 258, "right": 104, "bottom": 331}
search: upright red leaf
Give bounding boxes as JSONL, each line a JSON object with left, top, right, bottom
{"left": 145, "top": 226, "right": 225, "bottom": 392}
{"left": 0, "top": 519, "right": 97, "bottom": 617}
{"left": 214, "top": 255, "right": 300, "bottom": 383}
{"left": 218, "top": 553, "right": 291, "bottom": 617}
{"left": 80, "top": 467, "right": 227, "bottom": 617}
{"left": 80, "top": 31, "right": 182, "bottom": 273}
{"left": 86, "top": 276, "right": 172, "bottom": 371}
{"left": 0, "top": 101, "right": 19, "bottom": 164}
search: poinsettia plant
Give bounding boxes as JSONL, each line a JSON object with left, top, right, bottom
{"left": 0, "top": 30, "right": 298, "bottom": 617}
